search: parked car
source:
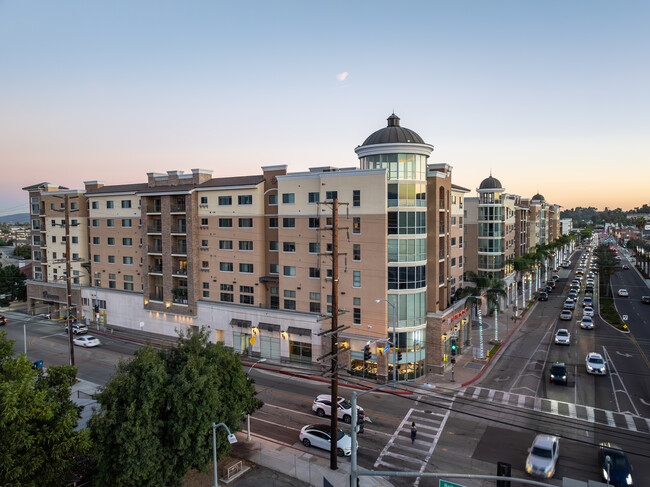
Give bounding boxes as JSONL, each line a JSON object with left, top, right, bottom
{"left": 544, "top": 285, "right": 553, "bottom": 293}
{"left": 0, "top": 315, "right": 6, "bottom": 326}
{"left": 583, "top": 306, "right": 594, "bottom": 317}
{"left": 586, "top": 352, "right": 606, "bottom": 375}
{"left": 73, "top": 335, "right": 101, "bottom": 348}
{"left": 546, "top": 280, "right": 556, "bottom": 289}
{"left": 598, "top": 442, "right": 633, "bottom": 487}
{"left": 526, "top": 434, "right": 560, "bottom": 478}
{"left": 550, "top": 363, "right": 568, "bottom": 385}
{"left": 580, "top": 316, "right": 594, "bottom": 329}
{"left": 312, "top": 394, "right": 364, "bottom": 424}
{"left": 618, "top": 289, "right": 629, "bottom": 297}
{"left": 66, "top": 322, "right": 88, "bottom": 335}
{"left": 552, "top": 275, "right": 560, "bottom": 281}
{"left": 641, "top": 296, "right": 650, "bottom": 304}
{"left": 554, "top": 329, "right": 570, "bottom": 345}
{"left": 299, "top": 424, "right": 352, "bottom": 457}
{"left": 538, "top": 292, "right": 548, "bottom": 301}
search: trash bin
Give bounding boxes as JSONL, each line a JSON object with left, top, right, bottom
{"left": 32, "top": 360, "right": 44, "bottom": 370}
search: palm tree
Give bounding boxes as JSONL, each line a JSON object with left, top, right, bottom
{"left": 594, "top": 243, "right": 617, "bottom": 297}
{"left": 457, "top": 271, "right": 490, "bottom": 346}
{"left": 484, "top": 277, "right": 507, "bottom": 341}
{"left": 514, "top": 254, "right": 534, "bottom": 312}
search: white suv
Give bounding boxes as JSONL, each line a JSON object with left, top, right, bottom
{"left": 312, "top": 394, "right": 364, "bottom": 424}
{"left": 66, "top": 322, "right": 88, "bottom": 335}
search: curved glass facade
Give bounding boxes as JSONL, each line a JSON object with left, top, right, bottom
{"left": 388, "top": 291, "right": 427, "bottom": 328}
{"left": 360, "top": 154, "right": 427, "bottom": 181}
{"left": 387, "top": 238, "right": 427, "bottom": 263}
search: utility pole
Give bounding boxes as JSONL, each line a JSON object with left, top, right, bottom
{"left": 330, "top": 197, "right": 339, "bottom": 470}
{"left": 64, "top": 194, "right": 75, "bottom": 367}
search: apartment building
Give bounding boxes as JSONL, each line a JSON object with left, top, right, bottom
{"left": 23, "top": 114, "right": 466, "bottom": 380}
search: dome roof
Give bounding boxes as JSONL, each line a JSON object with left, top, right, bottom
{"left": 361, "top": 114, "right": 425, "bottom": 146}
{"left": 532, "top": 193, "right": 545, "bottom": 202}
{"left": 479, "top": 176, "right": 503, "bottom": 190}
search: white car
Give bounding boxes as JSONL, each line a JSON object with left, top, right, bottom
{"left": 618, "top": 289, "right": 629, "bottom": 297}
{"left": 580, "top": 316, "right": 594, "bottom": 329}
{"left": 583, "top": 306, "right": 594, "bottom": 317}
{"left": 299, "top": 424, "right": 352, "bottom": 457}
{"left": 526, "top": 434, "right": 560, "bottom": 478}
{"left": 563, "top": 299, "right": 575, "bottom": 310}
{"left": 312, "top": 394, "right": 364, "bottom": 424}
{"left": 554, "top": 329, "right": 570, "bottom": 345}
{"left": 586, "top": 352, "right": 606, "bottom": 375}
{"left": 73, "top": 335, "right": 101, "bottom": 348}
{"left": 559, "top": 309, "right": 573, "bottom": 321}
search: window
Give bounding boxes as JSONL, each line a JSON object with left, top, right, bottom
{"left": 93, "top": 255, "right": 100, "bottom": 263}
{"left": 219, "top": 240, "right": 233, "bottom": 250}
{"left": 387, "top": 211, "right": 426, "bottom": 235}
{"left": 451, "top": 237, "right": 456, "bottom": 246}
{"left": 240, "top": 295, "right": 254, "bottom": 305}
{"left": 124, "top": 275, "right": 133, "bottom": 282}
{"left": 202, "top": 261, "right": 209, "bottom": 269}
{"left": 239, "top": 240, "right": 253, "bottom": 251}
{"left": 451, "top": 217, "right": 457, "bottom": 225}
{"left": 283, "top": 266, "right": 296, "bottom": 277}
{"left": 459, "top": 236, "right": 463, "bottom": 248}
{"left": 220, "top": 284, "right": 233, "bottom": 291}
{"left": 310, "top": 302, "right": 321, "bottom": 313}
{"left": 284, "top": 290, "right": 296, "bottom": 298}
{"left": 451, "top": 257, "right": 457, "bottom": 267}
{"left": 108, "top": 256, "right": 116, "bottom": 264}
{"left": 91, "top": 201, "right": 99, "bottom": 209}
{"left": 200, "top": 196, "right": 208, "bottom": 204}
{"left": 203, "top": 290, "right": 210, "bottom": 298}
{"left": 220, "top": 262, "right": 233, "bottom": 272}
{"left": 284, "top": 299, "right": 296, "bottom": 310}
{"left": 283, "top": 218, "right": 295, "bottom": 228}
{"left": 353, "top": 217, "right": 361, "bottom": 234}
{"left": 123, "top": 256, "right": 133, "bottom": 264}
{"left": 353, "top": 244, "right": 361, "bottom": 261}
{"left": 201, "top": 239, "right": 208, "bottom": 248}
{"left": 459, "top": 256, "right": 463, "bottom": 267}
{"left": 238, "top": 195, "right": 252, "bottom": 205}
{"left": 353, "top": 190, "right": 360, "bottom": 207}
{"left": 203, "top": 282, "right": 210, "bottom": 289}
{"left": 282, "top": 193, "right": 295, "bottom": 204}
{"left": 124, "top": 282, "right": 134, "bottom": 291}
{"left": 309, "top": 267, "right": 320, "bottom": 278}
{"left": 269, "top": 241, "right": 279, "bottom": 251}
{"left": 309, "top": 242, "right": 320, "bottom": 253}
{"left": 93, "top": 237, "right": 100, "bottom": 245}
{"left": 268, "top": 194, "right": 278, "bottom": 205}
{"left": 269, "top": 217, "right": 278, "bottom": 228}
{"left": 354, "top": 308, "right": 361, "bottom": 324}
{"left": 308, "top": 217, "right": 320, "bottom": 228}
{"left": 122, "top": 219, "right": 132, "bottom": 228}
{"left": 308, "top": 192, "right": 319, "bottom": 203}
{"left": 219, "top": 218, "right": 232, "bottom": 228}
{"left": 121, "top": 200, "right": 132, "bottom": 209}
{"left": 459, "top": 217, "right": 463, "bottom": 228}
{"left": 270, "top": 264, "right": 279, "bottom": 274}
{"left": 72, "top": 236, "right": 78, "bottom": 244}
{"left": 122, "top": 238, "right": 132, "bottom": 246}
{"left": 51, "top": 235, "right": 57, "bottom": 243}
{"left": 201, "top": 218, "right": 208, "bottom": 226}
{"left": 239, "top": 263, "right": 254, "bottom": 273}
{"left": 326, "top": 191, "right": 338, "bottom": 201}
{"left": 240, "top": 285, "right": 254, "bottom": 293}
{"left": 238, "top": 218, "right": 253, "bottom": 228}
{"left": 107, "top": 219, "right": 114, "bottom": 227}
{"left": 353, "top": 271, "right": 361, "bottom": 288}
{"left": 221, "top": 293, "right": 234, "bottom": 302}
{"left": 92, "top": 219, "right": 99, "bottom": 227}
{"left": 283, "top": 242, "right": 296, "bottom": 252}
{"left": 218, "top": 196, "right": 232, "bottom": 206}
{"left": 310, "top": 292, "right": 321, "bottom": 301}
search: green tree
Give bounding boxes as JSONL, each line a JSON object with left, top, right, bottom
{"left": 594, "top": 244, "right": 617, "bottom": 297}
{"left": 0, "top": 264, "right": 27, "bottom": 304}
{"left": 89, "top": 329, "right": 263, "bottom": 487}
{"left": 13, "top": 244, "right": 31, "bottom": 259}
{"left": 0, "top": 330, "right": 91, "bottom": 486}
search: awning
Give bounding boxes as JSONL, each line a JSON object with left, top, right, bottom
{"left": 287, "top": 326, "right": 311, "bottom": 337}
{"left": 258, "top": 322, "right": 281, "bottom": 332}
{"left": 230, "top": 319, "right": 252, "bottom": 328}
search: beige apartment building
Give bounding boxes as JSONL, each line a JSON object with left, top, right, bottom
{"left": 23, "top": 114, "right": 471, "bottom": 380}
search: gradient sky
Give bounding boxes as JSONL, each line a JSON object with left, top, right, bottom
{"left": 1, "top": 1, "right": 649, "bottom": 216}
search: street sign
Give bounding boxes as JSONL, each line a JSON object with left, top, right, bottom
{"left": 249, "top": 336, "right": 256, "bottom": 345}
{"left": 383, "top": 345, "right": 391, "bottom": 354}
{"left": 440, "top": 481, "right": 466, "bottom": 487}
{"left": 622, "top": 315, "right": 628, "bottom": 321}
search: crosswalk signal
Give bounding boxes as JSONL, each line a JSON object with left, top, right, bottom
{"left": 357, "top": 410, "right": 365, "bottom": 433}
{"left": 450, "top": 338, "right": 457, "bottom": 357}
{"left": 363, "top": 344, "right": 371, "bottom": 361}
{"left": 397, "top": 349, "right": 403, "bottom": 362}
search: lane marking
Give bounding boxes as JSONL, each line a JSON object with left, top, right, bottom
{"left": 605, "top": 410, "right": 615, "bottom": 427}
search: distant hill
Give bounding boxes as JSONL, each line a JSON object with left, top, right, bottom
{"left": 0, "top": 213, "right": 30, "bottom": 224}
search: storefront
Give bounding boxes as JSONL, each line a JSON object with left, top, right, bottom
{"left": 258, "top": 322, "right": 281, "bottom": 360}
{"left": 288, "top": 326, "right": 312, "bottom": 364}
{"left": 232, "top": 319, "right": 253, "bottom": 355}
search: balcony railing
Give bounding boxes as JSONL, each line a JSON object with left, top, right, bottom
{"left": 149, "top": 293, "right": 163, "bottom": 302}
{"left": 171, "top": 246, "right": 187, "bottom": 255}
{"left": 149, "top": 245, "right": 163, "bottom": 253}
{"left": 149, "top": 266, "right": 163, "bottom": 273}
{"left": 170, "top": 204, "right": 186, "bottom": 213}
{"left": 172, "top": 268, "right": 188, "bottom": 275}
{"left": 147, "top": 226, "right": 162, "bottom": 234}
{"left": 147, "top": 205, "right": 162, "bottom": 213}
{"left": 438, "top": 224, "right": 445, "bottom": 234}
{"left": 172, "top": 225, "right": 187, "bottom": 234}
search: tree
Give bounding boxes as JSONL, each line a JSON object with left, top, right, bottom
{"left": 0, "top": 264, "right": 27, "bottom": 304}
{"left": 594, "top": 244, "right": 617, "bottom": 297}
{"left": 0, "top": 330, "right": 91, "bottom": 486}
{"left": 13, "top": 244, "right": 31, "bottom": 259}
{"left": 89, "top": 329, "right": 263, "bottom": 487}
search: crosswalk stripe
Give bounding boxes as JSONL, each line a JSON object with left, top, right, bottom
{"left": 624, "top": 414, "right": 637, "bottom": 431}
{"left": 605, "top": 410, "right": 615, "bottom": 427}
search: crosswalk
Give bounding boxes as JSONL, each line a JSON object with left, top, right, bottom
{"left": 374, "top": 392, "right": 454, "bottom": 487}
{"left": 458, "top": 385, "right": 650, "bottom": 433}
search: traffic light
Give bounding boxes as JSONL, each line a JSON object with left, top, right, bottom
{"left": 397, "top": 349, "right": 403, "bottom": 362}
{"left": 94, "top": 305, "right": 99, "bottom": 313}
{"left": 357, "top": 410, "right": 365, "bottom": 433}
{"left": 450, "top": 338, "right": 457, "bottom": 356}
{"left": 363, "top": 344, "right": 371, "bottom": 361}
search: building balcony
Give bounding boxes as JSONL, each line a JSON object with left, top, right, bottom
{"left": 147, "top": 226, "right": 162, "bottom": 234}
{"left": 149, "top": 266, "right": 163, "bottom": 275}
{"left": 170, "top": 227, "right": 187, "bottom": 235}
{"left": 149, "top": 293, "right": 164, "bottom": 302}
{"left": 170, "top": 203, "right": 186, "bottom": 213}
{"left": 146, "top": 205, "right": 162, "bottom": 214}
{"left": 148, "top": 246, "right": 163, "bottom": 254}
{"left": 172, "top": 268, "right": 188, "bottom": 276}
{"left": 171, "top": 247, "right": 187, "bottom": 256}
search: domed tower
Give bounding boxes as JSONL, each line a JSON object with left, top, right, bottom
{"left": 355, "top": 114, "right": 433, "bottom": 380}
{"left": 476, "top": 175, "right": 508, "bottom": 279}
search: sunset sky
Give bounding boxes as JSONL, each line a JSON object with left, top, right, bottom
{"left": 1, "top": 1, "right": 649, "bottom": 216}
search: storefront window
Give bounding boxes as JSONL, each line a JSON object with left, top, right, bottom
{"left": 289, "top": 340, "right": 312, "bottom": 364}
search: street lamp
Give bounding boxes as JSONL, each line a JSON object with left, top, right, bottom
{"left": 212, "top": 422, "right": 237, "bottom": 487}
{"left": 375, "top": 298, "right": 397, "bottom": 384}
{"left": 246, "top": 358, "right": 266, "bottom": 441}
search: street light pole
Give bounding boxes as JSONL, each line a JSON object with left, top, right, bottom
{"left": 212, "top": 422, "right": 237, "bottom": 487}
{"left": 375, "top": 299, "right": 397, "bottom": 384}
{"left": 246, "top": 358, "right": 266, "bottom": 441}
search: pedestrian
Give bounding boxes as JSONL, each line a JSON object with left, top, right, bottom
{"left": 410, "top": 422, "right": 417, "bottom": 444}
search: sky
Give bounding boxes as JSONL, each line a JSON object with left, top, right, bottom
{"left": 1, "top": 0, "right": 649, "bottom": 216}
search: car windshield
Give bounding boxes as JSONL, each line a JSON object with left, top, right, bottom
{"left": 558, "top": 331, "right": 568, "bottom": 336}
{"left": 551, "top": 365, "right": 566, "bottom": 374}
{"left": 532, "top": 446, "right": 553, "bottom": 458}
{"left": 339, "top": 401, "right": 351, "bottom": 409}
{"left": 590, "top": 357, "right": 604, "bottom": 365}
{"left": 337, "top": 430, "right": 345, "bottom": 440}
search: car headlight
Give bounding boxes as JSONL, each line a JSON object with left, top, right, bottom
{"left": 525, "top": 461, "right": 532, "bottom": 472}
{"left": 561, "top": 376, "right": 566, "bottom": 379}
{"left": 602, "top": 468, "right": 609, "bottom": 481}
{"left": 587, "top": 365, "right": 594, "bottom": 371}
{"left": 626, "top": 473, "right": 633, "bottom": 484}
